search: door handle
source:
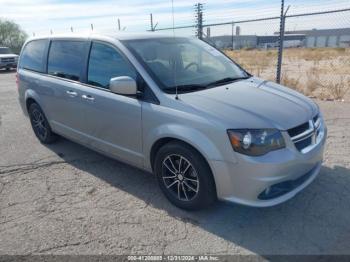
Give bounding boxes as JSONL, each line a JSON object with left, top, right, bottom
{"left": 82, "top": 94, "right": 95, "bottom": 102}
{"left": 66, "top": 90, "right": 78, "bottom": 97}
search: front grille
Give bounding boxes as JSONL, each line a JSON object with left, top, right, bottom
{"left": 295, "top": 136, "right": 312, "bottom": 151}
{"left": 287, "top": 114, "right": 323, "bottom": 153}
{"left": 287, "top": 122, "right": 309, "bottom": 137}
{"left": 1, "top": 57, "right": 15, "bottom": 63}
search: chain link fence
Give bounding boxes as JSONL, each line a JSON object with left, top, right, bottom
{"left": 30, "top": 5, "right": 350, "bottom": 101}
{"left": 154, "top": 8, "right": 350, "bottom": 101}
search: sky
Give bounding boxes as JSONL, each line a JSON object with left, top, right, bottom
{"left": 0, "top": 0, "right": 349, "bottom": 36}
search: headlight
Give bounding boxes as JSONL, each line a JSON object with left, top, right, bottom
{"left": 227, "top": 129, "right": 285, "bottom": 156}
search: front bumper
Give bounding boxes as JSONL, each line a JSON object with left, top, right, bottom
{"left": 0, "top": 62, "right": 17, "bottom": 69}
{"left": 210, "top": 125, "right": 327, "bottom": 207}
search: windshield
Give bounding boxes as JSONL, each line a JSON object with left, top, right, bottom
{"left": 123, "top": 37, "right": 249, "bottom": 93}
{"left": 0, "top": 47, "right": 12, "bottom": 54}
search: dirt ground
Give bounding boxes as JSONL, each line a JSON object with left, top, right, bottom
{"left": 0, "top": 71, "right": 350, "bottom": 256}
{"left": 226, "top": 48, "right": 350, "bottom": 101}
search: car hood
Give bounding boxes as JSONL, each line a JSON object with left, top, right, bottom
{"left": 179, "top": 78, "right": 318, "bottom": 130}
{"left": 0, "top": 54, "right": 18, "bottom": 58}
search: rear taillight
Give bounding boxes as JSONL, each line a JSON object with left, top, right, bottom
{"left": 16, "top": 72, "right": 19, "bottom": 90}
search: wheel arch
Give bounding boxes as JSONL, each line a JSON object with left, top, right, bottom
{"left": 26, "top": 97, "right": 37, "bottom": 112}
{"left": 24, "top": 89, "right": 42, "bottom": 114}
{"left": 146, "top": 124, "right": 225, "bottom": 168}
{"left": 150, "top": 136, "right": 218, "bottom": 172}
{"left": 150, "top": 137, "right": 183, "bottom": 171}
{"left": 150, "top": 136, "right": 218, "bottom": 197}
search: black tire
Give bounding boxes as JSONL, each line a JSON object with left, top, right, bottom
{"left": 154, "top": 141, "right": 216, "bottom": 210}
{"left": 28, "top": 103, "right": 58, "bottom": 144}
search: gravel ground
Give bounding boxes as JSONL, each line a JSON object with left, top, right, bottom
{"left": 0, "top": 71, "right": 350, "bottom": 256}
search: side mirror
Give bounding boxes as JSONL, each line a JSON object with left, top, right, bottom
{"left": 109, "top": 76, "right": 137, "bottom": 95}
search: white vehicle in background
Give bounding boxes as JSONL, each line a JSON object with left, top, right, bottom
{"left": 0, "top": 47, "right": 18, "bottom": 70}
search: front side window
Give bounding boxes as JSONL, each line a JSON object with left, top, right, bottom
{"left": 48, "top": 40, "right": 86, "bottom": 81}
{"left": 123, "top": 37, "right": 249, "bottom": 93}
{"left": 19, "top": 40, "right": 47, "bottom": 72}
{"left": 88, "top": 42, "right": 136, "bottom": 89}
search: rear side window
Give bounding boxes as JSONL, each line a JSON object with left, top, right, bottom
{"left": 48, "top": 40, "right": 86, "bottom": 81}
{"left": 19, "top": 40, "right": 47, "bottom": 72}
{"left": 88, "top": 42, "right": 136, "bottom": 89}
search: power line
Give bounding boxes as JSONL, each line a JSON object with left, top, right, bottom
{"left": 154, "top": 7, "right": 350, "bottom": 31}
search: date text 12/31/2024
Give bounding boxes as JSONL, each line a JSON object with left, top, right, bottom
{"left": 127, "top": 255, "right": 220, "bottom": 261}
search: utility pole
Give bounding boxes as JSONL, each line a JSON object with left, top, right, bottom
{"left": 206, "top": 27, "right": 210, "bottom": 38}
{"left": 149, "top": 13, "right": 158, "bottom": 31}
{"left": 150, "top": 13, "right": 154, "bottom": 31}
{"left": 276, "top": 0, "right": 290, "bottom": 83}
{"left": 118, "top": 19, "right": 121, "bottom": 31}
{"left": 194, "top": 3, "right": 204, "bottom": 39}
{"left": 91, "top": 24, "right": 94, "bottom": 31}
{"left": 231, "top": 22, "right": 234, "bottom": 50}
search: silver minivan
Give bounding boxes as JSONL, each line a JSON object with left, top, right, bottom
{"left": 17, "top": 33, "right": 327, "bottom": 210}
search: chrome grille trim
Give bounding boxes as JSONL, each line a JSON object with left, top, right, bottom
{"left": 288, "top": 114, "right": 324, "bottom": 153}
{"left": 314, "top": 117, "right": 321, "bottom": 129}
{"left": 290, "top": 120, "right": 314, "bottom": 142}
{"left": 1, "top": 57, "right": 16, "bottom": 63}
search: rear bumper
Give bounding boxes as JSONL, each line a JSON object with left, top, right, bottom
{"left": 210, "top": 126, "right": 327, "bottom": 207}
{"left": 18, "top": 96, "right": 28, "bottom": 117}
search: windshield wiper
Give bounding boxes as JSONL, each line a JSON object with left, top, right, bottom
{"left": 163, "top": 76, "right": 251, "bottom": 94}
{"left": 164, "top": 84, "right": 207, "bottom": 94}
{"left": 206, "top": 76, "right": 251, "bottom": 87}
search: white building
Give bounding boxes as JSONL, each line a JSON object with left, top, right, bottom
{"left": 284, "top": 28, "right": 350, "bottom": 48}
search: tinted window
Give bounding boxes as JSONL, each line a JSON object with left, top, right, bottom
{"left": 19, "top": 40, "right": 47, "bottom": 72}
{"left": 48, "top": 41, "right": 86, "bottom": 81}
{"left": 88, "top": 42, "right": 136, "bottom": 89}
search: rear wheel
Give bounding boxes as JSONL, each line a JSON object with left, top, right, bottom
{"left": 154, "top": 141, "right": 216, "bottom": 210}
{"left": 28, "top": 103, "right": 58, "bottom": 144}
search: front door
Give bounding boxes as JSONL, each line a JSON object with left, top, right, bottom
{"left": 80, "top": 41, "right": 143, "bottom": 167}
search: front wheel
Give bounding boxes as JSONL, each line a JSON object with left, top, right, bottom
{"left": 154, "top": 142, "right": 216, "bottom": 210}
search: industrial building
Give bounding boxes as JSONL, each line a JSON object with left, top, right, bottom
{"left": 206, "top": 27, "right": 350, "bottom": 49}
{"left": 206, "top": 34, "right": 305, "bottom": 49}
{"left": 284, "top": 28, "right": 350, "bottom": 48}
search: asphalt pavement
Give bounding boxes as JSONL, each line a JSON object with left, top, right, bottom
{"left": 1, "top": 71, "right": 350, "bottom": 256}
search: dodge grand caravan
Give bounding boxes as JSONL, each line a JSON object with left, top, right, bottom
{"left": 17, "top": 33, "right": 327, "bottom": 210}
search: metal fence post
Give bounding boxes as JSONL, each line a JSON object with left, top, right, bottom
{"left": 276, "top": 1, "right": 290, "bottom": 84}
{"left": 276, "top": 0, "right": 285, "bottom": 84}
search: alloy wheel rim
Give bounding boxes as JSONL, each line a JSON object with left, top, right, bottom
{"left": 31, "top": 109, "right": 48, "bottom": 140}
{"left": 161, "top": 154, "right": 199, "bottom": 201}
